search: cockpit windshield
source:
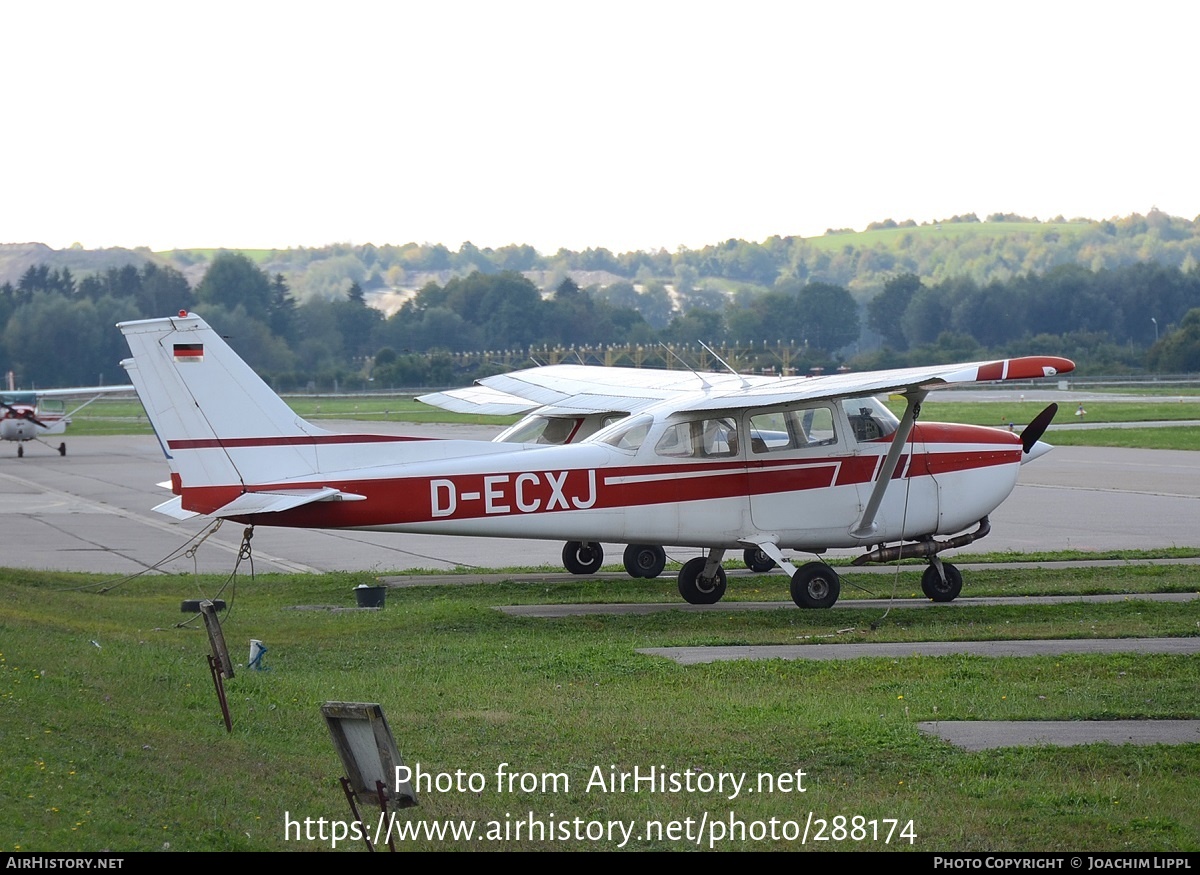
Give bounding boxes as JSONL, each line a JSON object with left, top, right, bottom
{"left": 496, "top": 415, "right": 581, "bottom": 445}
{"left": 845, "top": 395, "right": 900, "bottom": 442}
{"left": 592, "top": 414, "right": 653, "bottom": 452}
{"left": 496, "top": 412, "right": 627, "bottom": 445}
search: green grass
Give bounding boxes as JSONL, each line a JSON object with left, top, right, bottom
{"left": 2, "top": 564, "right": 1197, "bottom": 852}
{"left": 1044, "top": 428, "right": 1200, "bottom": 451}
{"left": 159, "top": 248, "right": 276, "bottom": 263}
{"left": 801, "top": 221, "right": 1090, "bottom": 252}
{"left": 1090, "top": 386, "right": 1200, "bottom": 397}
{"left": 888, "top": 399, "right": 1200, "bottom": 426}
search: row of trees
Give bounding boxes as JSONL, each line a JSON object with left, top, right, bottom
{"left": 4, "top": 251, "right": 1200, "bottom": 388}
{"left": 156, "top": 210, "right": 1200, "bottom": 303}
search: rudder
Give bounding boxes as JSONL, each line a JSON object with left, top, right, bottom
{"left": 119, "top": 312, "right": 326, "bottom": 492}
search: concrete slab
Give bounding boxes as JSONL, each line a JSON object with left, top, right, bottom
{"left": 637, "top": 637, "right": 1200, "bottom": 665}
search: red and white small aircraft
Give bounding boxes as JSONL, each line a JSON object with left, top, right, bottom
{"left": 1, "top": 385, "right": 134, "bottom": 457}
{"left": 119, "top": 312, "right": 1072, "bottom": 608}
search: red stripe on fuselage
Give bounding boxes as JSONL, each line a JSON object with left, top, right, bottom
{"left": 176, "top": 437, "right": 1022, "bottom": 526}
{"left": 167, "top": 434, "right": 435, "bottom": 450}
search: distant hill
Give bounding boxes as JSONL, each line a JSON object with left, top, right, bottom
{"left": 0, "top": 243, "right": 159, "bottom": 288}
{"left": 5, "top": 211, "right": 1199, "bottom": 301}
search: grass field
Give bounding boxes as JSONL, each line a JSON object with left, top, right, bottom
{"left": 2, "top": 563, "right": 1197, "bottom": 852}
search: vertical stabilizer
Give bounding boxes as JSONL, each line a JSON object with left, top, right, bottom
{"left": 119, "top": 312, "right": 327, "bottom": 491}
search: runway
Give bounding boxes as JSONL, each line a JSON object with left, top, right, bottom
{"left": 1, "top": 428, "right": 1197, "bottom": 576}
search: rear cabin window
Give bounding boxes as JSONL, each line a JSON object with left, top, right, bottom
{"left": 748, "top": 406, "right": 837, "bottom": 453}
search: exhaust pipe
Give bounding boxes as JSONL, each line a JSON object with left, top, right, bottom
{"left": 851, "top": 516, "right": 991, "bottom": 566}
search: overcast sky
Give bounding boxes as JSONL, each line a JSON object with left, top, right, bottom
{"left": 3, "top": 0, "right": 1196, "bottom": 254}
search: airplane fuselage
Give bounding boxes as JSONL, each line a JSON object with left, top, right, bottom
{"left": 171, "top": 405, "right": 1024, "bottom": 552}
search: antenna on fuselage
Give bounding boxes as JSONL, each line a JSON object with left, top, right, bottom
{"left": 658, "top": 343, "right": 713, "bottom": 390}
{"left": 697, "top": 340, "right": 751, "bottom": 390}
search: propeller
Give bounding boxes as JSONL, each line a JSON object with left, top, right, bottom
{"left": 0, "top": 400, "right": 48, "bottom": 429}
{"left": 1020, "top": 402, "right": 1058, "bottom": 454}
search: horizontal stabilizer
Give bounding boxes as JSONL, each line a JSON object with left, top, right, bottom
{"left": 212, "top": 487, "right": 366, "bottom": 517}
{"left": 153, "top": 487, "right": 366, "bottom": 519}
{"left": 152, "top": 496, "right": 200, "bottom": 520}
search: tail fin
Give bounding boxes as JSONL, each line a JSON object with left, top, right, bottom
{"left": 119, "top": 312, "right": 328, "bottom": 495}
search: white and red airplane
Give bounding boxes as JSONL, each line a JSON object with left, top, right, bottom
{"left": 1, "top": 385, "right": 134, "bottom": 457}
{"left": 119, "top": 311, "right": 1072, "bottom": 608}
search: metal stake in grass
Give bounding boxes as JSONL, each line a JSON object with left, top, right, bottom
{"left": 200, "top": 600, "right": 234, "bottom": 733}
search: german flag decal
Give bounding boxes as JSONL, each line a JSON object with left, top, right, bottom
{"left": 174, "top": 343, "right": 204, "bottom": 362}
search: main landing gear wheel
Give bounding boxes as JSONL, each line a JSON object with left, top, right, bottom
{"left": 921, "top": 562, "right": 963, "bottom": 602}
{"left": 562, "top": 541, "right": 603, "bottom": 575}
{"left": 743, "top": 547, "right": 775, "bottom": 573}
{"left": 790, "top": 562, "right": 841, "bottom": 609}
{"left": 676, "top": 556, "right": 727, "bottom": 605}
{"left": 623, "top": 544, "right": 666, "bottom": 579}
{"left": 58, "top": 443, "right": 66, "bottom": 456}
{"left": 17, "top": 445, "right": 23, "bottom": 458}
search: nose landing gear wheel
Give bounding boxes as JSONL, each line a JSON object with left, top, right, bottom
{"left": 921, "top": 563, "right": 962, "bottom": 602}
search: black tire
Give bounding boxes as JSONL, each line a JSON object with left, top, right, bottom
{"left": 562, "top": 541, "right": 603, "bottom": 575}
{"left": 921, "top": 563, "right": 963, "bottom": 602}
{"left": 676, "top": 556, "right": 727, "bottom": 605}
{"left": 623, "top": 544, "right": 667, "bottom": 579}
{"left": 790, "top": 562, "right": 841, "bottom": 609}
{"left": 743, "top": 547, "right": 775, "bottom": 573}
{"left": 58, "top": 443, "right": 66, "bottom": 456}
{"left": 17, "top": 445, "right": 23, "bottom": 458}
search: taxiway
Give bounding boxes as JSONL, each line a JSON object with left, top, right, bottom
{"left": 0, "top": 429, "right": 1196, "bottom": 576}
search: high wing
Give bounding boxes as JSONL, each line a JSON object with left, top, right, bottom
{"left": 670, "top": 357, "right": 1073, "bottom": 412}
{"left": 420, "top": 357, "right": 1073, "bottom": 416}
{"left": 34, "top": 384, "right": 136, "bottom": 418}
{"left": 420, "top": 364, "right": 762, "bottom": 418}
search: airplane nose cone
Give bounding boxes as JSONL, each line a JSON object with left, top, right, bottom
{"left": 1021, "top": 440, "right": 1054, "bottom": 464}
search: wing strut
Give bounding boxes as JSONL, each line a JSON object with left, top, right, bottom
{"left": 850, "top": 388, "right": 927, "bottom": 540}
